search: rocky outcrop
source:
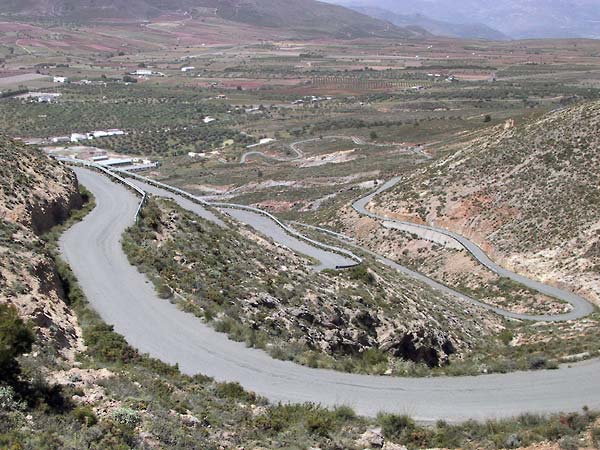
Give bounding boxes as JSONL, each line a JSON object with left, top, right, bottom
{"left": 0, "top": 137, "right": 84, "bottom": 358}
{"left": 243, "top": 291, "right": 459, "bottom": 367}
{"left": 379, "top": 328, "right": 456, "bottom": 367}
{"left": 30, "top": 186, "right": 83, "bottom": 235}
{"left": 357, "top": 428, "right": 384, "bottom": 448}
{"left": 127, "top": 196, "right": 497, "bottom": 374}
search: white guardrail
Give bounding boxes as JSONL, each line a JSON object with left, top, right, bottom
{"left": 110, "top": 169, "right": 363, "bottom": 267}
{"left": 57, "top": 158, "right": 147, "bottom": 221}
{"left": 58, "top": 158, "right": 361, "bottom": 267}
{"left": 57, "top": 160, "right": 362, "bottom": 268}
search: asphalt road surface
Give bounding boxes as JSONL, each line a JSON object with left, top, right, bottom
{"left": 127, "top": 177, "right": 356, "bottom": 270}
{"left": 123, "top": 170, "right": 577, "bottom": 319}
{"left": 353, "top": 177, "right": 595, "bottom": 322}
{"left": 60, "top": 168, "right": 600, "bottom": 421}
{"left": 220, "top": 207, "right": 357, "bottom": 270}
{"left": 128, "top": 178, "right": 225, "bottom": 227}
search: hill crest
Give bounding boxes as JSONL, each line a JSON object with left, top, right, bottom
{"left": 0, "top": 0, "right": 428, "bottom": 39}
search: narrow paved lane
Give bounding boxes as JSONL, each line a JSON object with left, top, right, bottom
{"left": 123, "top": 169, "right": 587, "bottom": 320}
{"left": 59, "top": 168, "right": 600, "bottom": 421}
{"left": 126, "top": 177, "right": 356, "bottom": 270}
{"left": 353, "top": 177, "right": 595, "bottom": 321}
{"left": 220, "top": 207, "right": 357, "bottom": 270}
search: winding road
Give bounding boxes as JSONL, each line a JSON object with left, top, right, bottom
{"left": 239, "top": 136, "right": 430, "bottom": 165}
{"left": 125, "top": 168, "right": 590, "bottom": 320}
{"left": 353, "top": 177, "right": 595, "bottom": 322}
{"left": 224, "top": 133, "right": 593, "bottom": 322}
{"left": 124, "top": 176, "right": 358, "bottom": 270}
{"left": 59, "top": 167, "right": 600, "bottom": 421}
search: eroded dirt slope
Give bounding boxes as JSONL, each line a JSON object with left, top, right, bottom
{"left": 0, "top": 136, "right": 83, "bottom": 357}
{"left": 373, "top": 101, "right": 600, "bottom": 304}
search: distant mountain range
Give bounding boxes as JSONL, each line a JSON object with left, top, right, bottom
{"left": 0, "top": 0, "right": 428, "bottom": 40}
{"left": 326, "top": 0, "right": 600, "bottom": 39}
{"left": 349, "top": 6, "right": 507, "bottom": 40}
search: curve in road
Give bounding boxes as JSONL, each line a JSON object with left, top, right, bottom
{"left": 121, "top": 162, "right": 592, "bottom": 321}
{"left": 220, "top": 207, "right": 356, "bottom": 270}
{"left": 235, "top": 136, "right": 593, "bottom": 321}
{"left": 125, "top": 176, "right": 358, "bottom": 271}
{"left": 240, "top": 136, "right": 366, "bottom": 165}
{"left": 122, "top": 164, "right": 592, "bottom": 321}
{"left": 352, "top": 177, "right": 595, "bottom": 322}
{"left": 130, "top": 178, "right": 225, "bottom": 227}
{"left": 61, "top": 167, "right": 600, "bottom": 422}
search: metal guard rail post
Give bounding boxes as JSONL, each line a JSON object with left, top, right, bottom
{"left": 112, "top": 170, "right": 363, "bottom": 266}
{"left": 58, "top": 158, "right": 147, "bottom": 221}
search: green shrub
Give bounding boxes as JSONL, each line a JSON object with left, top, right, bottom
{"left": 349, "top": 265, "right": 376, "bottom": 285}
{"left": 499, "top": 329, "right": 514, "bottom": 345}
{"left": 361, "top": 348, "right": 388, "bottom": 367}
{"left": 378, "top": 413, "right": 416, "bottom": 440}
{"left": 528, "top": 355, "right": 558, "bottom": 370}
{"left": 214, "top": 382, "right": 256, "bottom": 402}
{"left": 156, "top": 282, "right": 173, "bottom": 299}
{"left": 306, "top": 410, "right": 334, "bottom": 437}
{"left": 111, "top": 407, "right": 141, "bottom": 427}
{"left": 0, "top": 386, "right": 24, "bottom": 412}
{"left": 505, "top": 433, "right": 522, "bottom": 448}
{"left": 72, "top": 405, "right": 98, "bottom": 426}
{"left": 0, "top": 304, "right": 34, "bottom": 381}
{"left": 559, "top": 435, "right": 580, "bottom": 450}
{"left": 83, "top": 324, "right": 139, "bottom": 363}
{"left": 333, "top": 405, "right": 356, "bottom": 422}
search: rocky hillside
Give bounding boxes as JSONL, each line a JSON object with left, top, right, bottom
{"left": 0, "top": 0, "right": 425, "bottom": 39}
{"left": 372, "top": 101, "right": 600, "bottom": 304}
{"left": 124, "top": 197, "right": 501, "bottom": 374}
{"left": 0, "top": 136, "right": 83, "bottom": 357}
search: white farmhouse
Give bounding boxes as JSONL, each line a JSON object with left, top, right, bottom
{"left": 70, "top": 133, "right": 90, "bottom": 143}
{"left": 132, "top": 69, "right": 153, "bottom": 76}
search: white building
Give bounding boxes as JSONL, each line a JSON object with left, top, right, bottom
{"left": 51, "top": 136, "right": 70, "bottom": 144}
{"left": 53, "top": 76, "right": 68, "bottom": 83}
{"left": 181, "top": 66, "right": 195, "bottom": 72}
{"left": 203, "top": 116, "right": 216, "bottom": 124}
{"left": 92, "top": 129, "right": 125, "bottom": 138}
{"left": 38, "top": 95, "right": 57, "bottom": 103}
{"left": 246, "top": 138, "right": 276, "bottom": 148}
{"left": 70, "top": 133, "right": 90, "bottom": 143}
{"left": 97, "top": 158, "right": 134, "bottom": 167}
{"left": 131, "top": 69, "right": 164, "bottom": 77}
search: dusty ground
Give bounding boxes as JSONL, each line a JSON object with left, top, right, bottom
{"left": 336, "top": 206, "right": 571, "bottom": 316}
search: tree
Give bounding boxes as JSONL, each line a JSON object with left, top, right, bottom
{"left": 370, "top": 131, "right": 378, "bottom": 140}
{"left": 0, "top": 304, "right": 34, "bottom": 381}
{"left": 483, "top": 114, "right": 492, "bottom": 123}
{"left": 122, "top": 75, "right": 137, "bottom": 84}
